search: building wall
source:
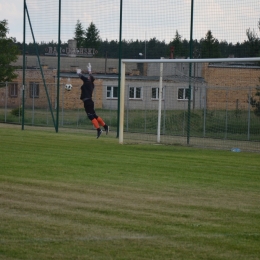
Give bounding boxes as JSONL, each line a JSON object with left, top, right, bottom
{"left": 2, "top": 62, "right": 260, "bottom": 111}
{"left": 0, "top": 69, "right": 103, "bottom": 110}
{"left": 146, "top": 62, "right": 203, "bottom": 77}
{"left": 202, "top": 64, "right": 260, "bottom": 110}
{"left": 12, "top": 55, "right": 137, "bottom": 74}
{"left": 102, "top": 79, "right": 205, "bottom": 110}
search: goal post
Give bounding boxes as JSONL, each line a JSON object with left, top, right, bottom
{"left": 119, "top": 57, "right": 260, "bottom": 145}
{"left": 157, "top": 59, "right": 164, "bottom": 143}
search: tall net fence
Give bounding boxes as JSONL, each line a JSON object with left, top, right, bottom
{"left": 19, "top": 0, "right": 260, "bottom": 59}
{"left": 2, "top": 58, "right": 260, "bottom": 152}
{"left": 0, "top": 80, "right": 117, "bottom": 132}
{"left": 1, "top": 0, "right": 260, "bottom": 151}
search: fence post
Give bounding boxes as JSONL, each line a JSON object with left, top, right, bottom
{"left": 4, "top": 82, "right": 8, "bottom": 122}
{"left": 247, "top": 87, "right": 251, "bottom": 141}
{"left": 203, "top": 85, "right": 207, "bottom": 137}
{"left": 224, "top": 88, "right": 228, "bottom": 139}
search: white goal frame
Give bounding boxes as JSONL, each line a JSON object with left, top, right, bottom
{"left": 119, "top": 57, "right": 260, "bottom": 144}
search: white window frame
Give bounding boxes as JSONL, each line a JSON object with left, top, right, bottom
{"left": 151, "top": 87, "right": 165, "bottom": 100}
{"left": 106, "top": 85, "right": 118, "bottom": 99}
{"left": 29, "top": 82, "right": 40, "bottom": 98}
{"left": 9, "top": 83, "right": 18, "bottom": 98}
{"left": 129, "top": 86, "right": 142, "bottom": 99}
{"left": 177, "top": 87, "right": 193, "bottom": 101}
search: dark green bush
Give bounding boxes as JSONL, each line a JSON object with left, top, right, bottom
{"left": 10, "top": 106, "right": 22, "bottom": 117}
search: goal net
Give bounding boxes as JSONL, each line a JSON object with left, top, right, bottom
{"left": 119, "top": 57, "right": 260, "bottom": 152}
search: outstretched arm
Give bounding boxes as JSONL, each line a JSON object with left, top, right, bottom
{"left": 77, "top": 69, "right": 88, "bottom": 81}
{"left": 87, "top": 63, "right": 92, "bottom": 74}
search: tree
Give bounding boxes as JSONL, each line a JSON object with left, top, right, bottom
{"left": 250, "top": 87, "right": 260, "bottom": 117}
{"left": 249, "top": 77, "right": 260, "bottom": 117}
{"left": 200, "top": 30, "right": 221, "bottom": 58}
{"left": 0, "top": 19, "right": 19, "bottom": 82}
{"left": 145, "top": 37, "right": 167, "bottom": 59}
{"left": 74, "top": 20, "right": 85, "bottom": 48}
{"left": 246, "top": 18, "right": 260, "bottom": 58}
{"left": 85, "top": 22, "right": 101, "bottom": 50}
{"left": 170, "top": 30, "right": 183, "bottom": 58}
{"left": 246, "top": 28, "right": 260, "bottom": 57}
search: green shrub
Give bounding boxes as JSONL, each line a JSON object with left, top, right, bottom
{"left": 10, "top": 106, "right": 22, "bottom": 117}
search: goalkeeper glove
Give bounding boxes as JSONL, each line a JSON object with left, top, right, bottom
{"left": 87, "top": 63, "right": 92, "bottom": 74}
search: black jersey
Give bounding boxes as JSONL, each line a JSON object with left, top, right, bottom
{"left": 79, "top": 74, "right": 95, "bottom": 100}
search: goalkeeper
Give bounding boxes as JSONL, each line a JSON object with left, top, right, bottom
{"left": 77, "top": 64, "right": 109, "bottom": 139}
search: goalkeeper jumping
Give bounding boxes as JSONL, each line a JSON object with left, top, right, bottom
{"left": 77, "top": 64, "right": 109, "bottom": 139}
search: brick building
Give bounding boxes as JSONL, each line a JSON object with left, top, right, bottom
{"left": 1, "top": 56, "right": 260, "bottom": 111}
{"left": 202, "top": 63, "right": 260, "bottom": 110}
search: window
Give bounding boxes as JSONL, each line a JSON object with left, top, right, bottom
{"left": 129, "top": 87, "right": 142, "bottom": 99}
{"left": 9, "top": 83, "right": 18, "bottom": 97}
{"left": 151, "top": 87, "right": 164, "bottom": 100}
{"left": 106, "top": 86, "right": 118, "bottom": 99}
{"left": 178, "top": 88, "right": 192, "bottom": 100}
{"left": 29, "top": 82, "right": 39, "bottom": 98}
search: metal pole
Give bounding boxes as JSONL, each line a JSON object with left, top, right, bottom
{"left": 145, "top": 31, "right": 147, "bottom": 59}
{"left": 203, "top": 85, "right": 207, "bottom": 137}
{"left": 25, "top": 3, "right": 56, "bottom": 129}
{"left": 126, "top": 85, "right": 129, "bottom": 132}
{"left": 119, "top": 62, "right": 125, "bottom": 144}
{"left": 247, "top": 88, "right": 251, "bottom": 140}
{"left": 122, "top": 57, "right": 260, "bottom": 64}
{"left": 144, "top": 86, "right": 147, "bottom": 133}
{"left": 187, "top": 0, "right": 194, "bottom": 145}
{"left": 22, "top": 0, "right": 26, "bottom": 130}
{"left": 225, "top": 89, "right": 228, "bottom": 139}
{"left": 157, "top": 58, "right": 163, "bottom": 143}
{"left": 105, "top": 51, "right": 107, "bottom": 75}
{"left": 117, "top": 0, "right": 123, "bottom": 138}
{"left": 4, "top": 82, "right": 8, "bottom": 122}
{"left": 32, "top": 82, "right": 35, "bottom": 125}
{"left": 56, "top": 0, "right": 62, "bottom": 132}
{"left": 163, "top": 86, "right": 166, "bottom": 135}
{"left": 62, "top": 80, "right": 64, "bottom": 126}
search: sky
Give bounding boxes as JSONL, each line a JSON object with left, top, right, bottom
{"left": 0, "top": 0, "right": 259, "bottom": 44}
{"left": 0, "top": 1, "right": 24, "bottom": 41}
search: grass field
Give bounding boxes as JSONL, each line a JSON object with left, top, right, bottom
{"left": 0, "top": 123, "right": 260, "bottom": 260}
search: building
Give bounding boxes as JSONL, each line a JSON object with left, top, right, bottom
{"left": 1, "top": 56, "right": 260, "bottom": 112}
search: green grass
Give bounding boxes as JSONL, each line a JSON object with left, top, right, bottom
{"left": 0, "top": 124, "right": 260, "bottom": 260}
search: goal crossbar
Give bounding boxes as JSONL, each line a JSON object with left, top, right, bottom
{"left": 121, "top": 57, "right": 260, "bottom": 64}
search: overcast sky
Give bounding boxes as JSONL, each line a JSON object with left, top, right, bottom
{"left": 1, "top": 0, "right": 259, "bottom": 44}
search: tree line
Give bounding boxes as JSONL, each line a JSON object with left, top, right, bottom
{"left": 13, "top": 20, "right": 260, "bottom": 60}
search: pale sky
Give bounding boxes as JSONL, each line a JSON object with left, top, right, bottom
{"left": 0, "top": 0, "right": 259, "bottom": 44}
